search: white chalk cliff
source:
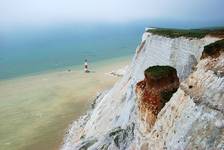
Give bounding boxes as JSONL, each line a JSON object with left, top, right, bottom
{"left": 61, "top": 30, "right": 224, "bottom": 150}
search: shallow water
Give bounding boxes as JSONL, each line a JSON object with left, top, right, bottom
{"left": 0, "top": 57, "right": 130, "bottom": 150}
{"left": 0, "top": 23, "right": 143, "bottom": 80}
{"left": 0, "top": 24, "right": 141, "bottom": 149}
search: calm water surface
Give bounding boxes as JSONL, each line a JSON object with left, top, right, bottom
{"left": 0, "top": 23, "right": 144, "bottom": 150}
{"left": 0, "top": 23, "right": 144, "bottom": 80}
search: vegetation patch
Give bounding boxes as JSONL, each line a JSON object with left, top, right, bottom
{"left": 201, "top": 39, "right": 224, "bottom": 59}
{"left": 108, "top": 123, "right": 135, "bottom": 149}
{"left": 144, "top": 65, "right": 176, "bottom": 79}
{"left": 109, "top": 127, "right": 124, "bottom": 137}
{"left": 146, "top": 28, "right": 224, "bottom": 39}
{"left": 79, "top": 138, "right": 97, "bottom": 150}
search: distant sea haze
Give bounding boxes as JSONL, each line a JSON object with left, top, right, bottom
{"left": 0, "top": 23, "right": 144, "bottom": 80}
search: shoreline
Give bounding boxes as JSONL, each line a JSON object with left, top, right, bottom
{"left": 0, "top": 55, "right": 133, "bottom": 82}
{"left": 0, "top": 55, "right": 131, "bottom": 150}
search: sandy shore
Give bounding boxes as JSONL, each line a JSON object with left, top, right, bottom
{"left": 0, "top": 56, "right": 131, "bottom": 150}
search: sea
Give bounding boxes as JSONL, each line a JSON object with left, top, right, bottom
{"left": 0, "top": 23, "right": 145, "bottom": 150}
{"left": 0, "top": 23, "right": 145, "bottom": 80}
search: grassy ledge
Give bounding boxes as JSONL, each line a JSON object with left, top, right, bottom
{"left": 144, "top": 65, "right": 176, "bottom": 79}
{"left": 146, "top": 28, "right": 224, "bottom": 39}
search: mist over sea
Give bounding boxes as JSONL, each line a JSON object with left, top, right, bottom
{"left": 0, "top": 23, "right": 146, "bottom": 80}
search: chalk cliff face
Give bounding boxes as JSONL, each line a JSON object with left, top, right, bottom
{"left": 61, "top": 31, "right": 223, "bottom": 150}
{"left": 135, "top": 40, "right": 224, "bottom": 150}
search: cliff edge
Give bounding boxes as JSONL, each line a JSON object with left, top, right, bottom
{"left": 61, "top": 29, "right": 224, "bottom": 150}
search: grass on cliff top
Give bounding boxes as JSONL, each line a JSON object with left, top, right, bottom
{"left": 146, "top": 27, "right": 224, "bottom": 39}
{"left": 201, "top": 39, "right": 224, "bottom": 59}
{"left": 144, "top": 65, "right": 176, "bottom": 79}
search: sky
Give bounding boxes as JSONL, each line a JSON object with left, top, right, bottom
{"left": 0, "top": 0, "right": 224, "bottom": 28}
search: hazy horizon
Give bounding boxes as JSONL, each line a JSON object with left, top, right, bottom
{"left": 1, "top": 0, "right": 224, "bottom": 30}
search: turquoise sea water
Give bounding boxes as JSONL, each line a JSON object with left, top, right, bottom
{"left": 0, "top": 23, "right": 144, "bottom": 80}
{"left": 0, "top": 23, "right": 145, "bottom": 150}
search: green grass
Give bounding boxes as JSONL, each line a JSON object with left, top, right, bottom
{"left": 144, "top": 65, "right": 176, "bottom": 79}
{"left": 146, "top": 28, "right": 224, "bottom": 39}
{"left": 202, "top": 39, "right": 224, "bottom": 58}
